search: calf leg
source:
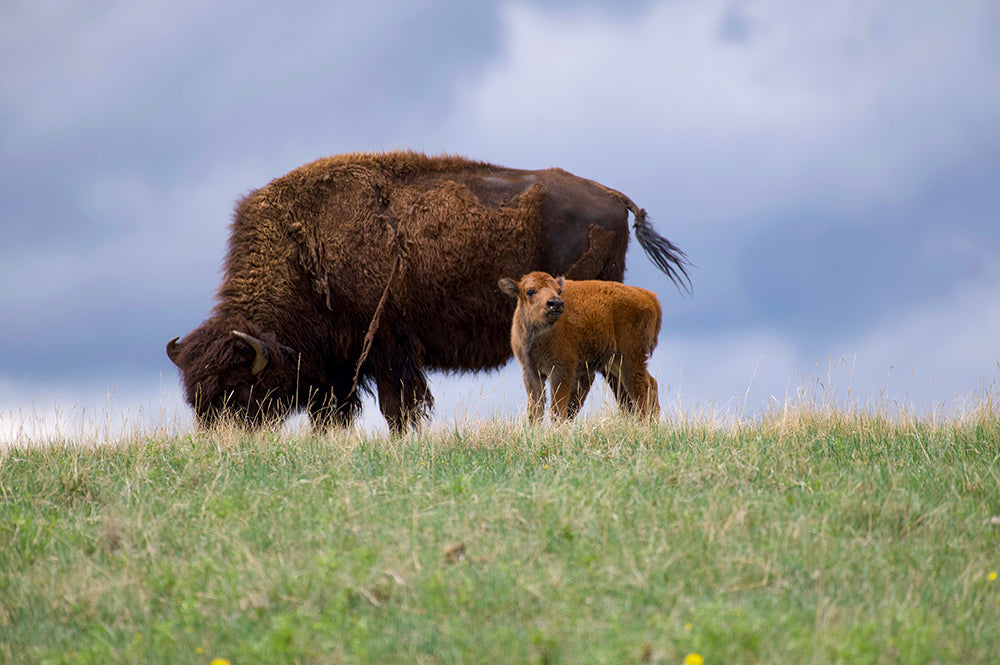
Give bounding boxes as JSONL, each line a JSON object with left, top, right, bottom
{"left": 605, "top": 358, "right": 659, "bottom": 420}
{"left": 548, "top": 365, "right": 579, "bottom": 421}
{"left": 618, "top": 363, "right": 660, "bottom": 420}
{"left": 603, "top": 358, "right": 636, "bottom": 414}
{"left": 635, "top": 373, "right": 660, "bottom": 420}
{"left": 567, "top": 369, "right": 595, "bottom": 418}
{"left": 522, "top": 367, "right": 547, "bottom": 424}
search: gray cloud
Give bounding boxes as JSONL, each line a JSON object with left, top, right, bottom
{"left": 2, "top": 0, "right": 998, "bottom": 438}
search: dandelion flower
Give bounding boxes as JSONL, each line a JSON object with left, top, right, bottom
{"left": 683, "top": 622, "right": 693, "bottom": 632}
{"left": 683, "top": 654, "right": 704, "bottom": 665}
{"left": 990, "top": 571, "right": 997, "bottom": 581}
{"left": 211, "top": 659, "right": 231, "bottom": 665}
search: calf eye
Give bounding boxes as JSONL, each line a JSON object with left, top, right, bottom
{"left": 526, "top": 289, "right": 536, "bottom": 297}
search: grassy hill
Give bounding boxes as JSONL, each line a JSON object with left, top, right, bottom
{"left": 2, "top": 404, "right": 999, "bottom": 664}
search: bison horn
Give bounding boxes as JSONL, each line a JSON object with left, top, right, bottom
{"left": 231, "top": 330, "right": 270, "bottom": 375}
{"left": 166, "top": 337, "right": 183, "bottom": 365}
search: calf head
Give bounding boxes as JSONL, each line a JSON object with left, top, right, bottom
{"left": 499, "top": 271, "right": 566, "bottom": 328}
{"left": 166, "top": 321, "right": 300, "bottom": 428}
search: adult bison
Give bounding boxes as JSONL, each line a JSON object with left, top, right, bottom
{"left": 167, "top": 151, "right": 689, "bottom": 434}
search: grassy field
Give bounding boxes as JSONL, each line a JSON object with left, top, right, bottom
{"left": 1, "top": 402, "right": 999, "bottom": 664}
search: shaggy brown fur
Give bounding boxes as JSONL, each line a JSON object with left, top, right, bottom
{"left": 167, "top": 151, "right": 687, "bottom": 434}
{"left": 499, "top": 271, "right": 662, "bottom": 422}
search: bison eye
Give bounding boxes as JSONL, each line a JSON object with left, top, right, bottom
{"left": 526, "top": 289, "right": 536, "bottom": 297}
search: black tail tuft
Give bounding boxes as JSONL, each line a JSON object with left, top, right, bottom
{"left": 633, "top": 208, "right": 692, "bottom": 295}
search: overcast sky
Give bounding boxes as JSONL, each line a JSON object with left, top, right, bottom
{"left": 2, "top": 0, "right": 999, "bottom": 440}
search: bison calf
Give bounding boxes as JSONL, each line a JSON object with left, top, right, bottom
{"left": 499, "top": 271, "right": 662, "bottom": 423}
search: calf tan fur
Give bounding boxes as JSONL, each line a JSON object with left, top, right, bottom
{"left": 499, "top": 271, "right": 662, "bottom": 422}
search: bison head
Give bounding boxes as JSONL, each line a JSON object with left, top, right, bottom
{"left": 167, "top": 322, "right": 301, "bottom": 429}
{"left": 499, "top": 271, "right": 566, "bottom": 328}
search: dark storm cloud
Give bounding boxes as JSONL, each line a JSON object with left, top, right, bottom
{"left": 2, "top": 0, "right": 999, "bottom": 436}
{"left": 0, "top": 0, "right": 645, "bottom": 390}
{"left": 0, "top": 0, "right": 512, "bottom": 382}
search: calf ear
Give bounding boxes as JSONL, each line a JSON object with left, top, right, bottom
{"left": 498, "top": 278, "right": 520, "bottom": 298}
{"left": 556, "top": 276, "right": 566, "bottom": 291}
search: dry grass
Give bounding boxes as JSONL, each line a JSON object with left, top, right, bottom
{"left": 2, "top": 377, "right": 999, "bottom": 663}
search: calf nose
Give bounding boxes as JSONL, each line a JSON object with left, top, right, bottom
{"left": 547, "top": 297, "right": 564, "bottom": 313}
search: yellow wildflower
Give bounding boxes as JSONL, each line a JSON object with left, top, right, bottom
{"left": 990, "top": 571, "right": 997, "bottom": 581}
{"left": 211, "top": 659, "right": 231, "bottom": 665}
{"left": 683, "top": 654, "right": 704, "bottom": 665}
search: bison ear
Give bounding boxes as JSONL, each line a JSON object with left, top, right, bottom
{"left": 166, "top": 337, "right": 182, "bottom": 366}
{"left": 498, "top": 278, "right": 520, "bottom": 299}
{"left": 556, "top": 276, "right": 566, "bottom": 291}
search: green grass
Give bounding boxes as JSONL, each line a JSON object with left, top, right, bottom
{"left": 1, "top": 407, "right": 999, "bottom": 664}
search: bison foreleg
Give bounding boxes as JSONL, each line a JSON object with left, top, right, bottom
{"left": 371, "top": 334, "right": 434, "bottom": 435}
{"left": 566, "top": 369, "right": 595, "bottom": 418}
{"left": 376, "top": 368, "right": 432, "bottom": 436}
{"left": 376, "top": 375, "right": 432, "bottom": 436}
{"left": 522, "top": 368, "right": 547, "bottom": 424}
{"left": 307, "top": 388, "right": 361, "bottom": 432}
{"left": 548, "top": 366, "right": 579, "bottom": 422}
{"left": 299, "top": 366, "right": 363, "bottom": 432}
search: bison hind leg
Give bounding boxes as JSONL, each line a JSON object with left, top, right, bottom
{"left": 603, "top": 358, "right": 659, "bottom": 420}
{"left": 637, "top": 374, "right": 660, "bottom": 420}
{"left": 603, "top": 369, "right": 635, "bottom": 414}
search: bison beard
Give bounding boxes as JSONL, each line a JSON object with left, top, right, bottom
{"left": 167, "top": 151, "right": 690, "bottom": 435}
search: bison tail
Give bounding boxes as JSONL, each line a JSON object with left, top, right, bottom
{"left": 632, "top": 208, "right": 693, "bottom": 295}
